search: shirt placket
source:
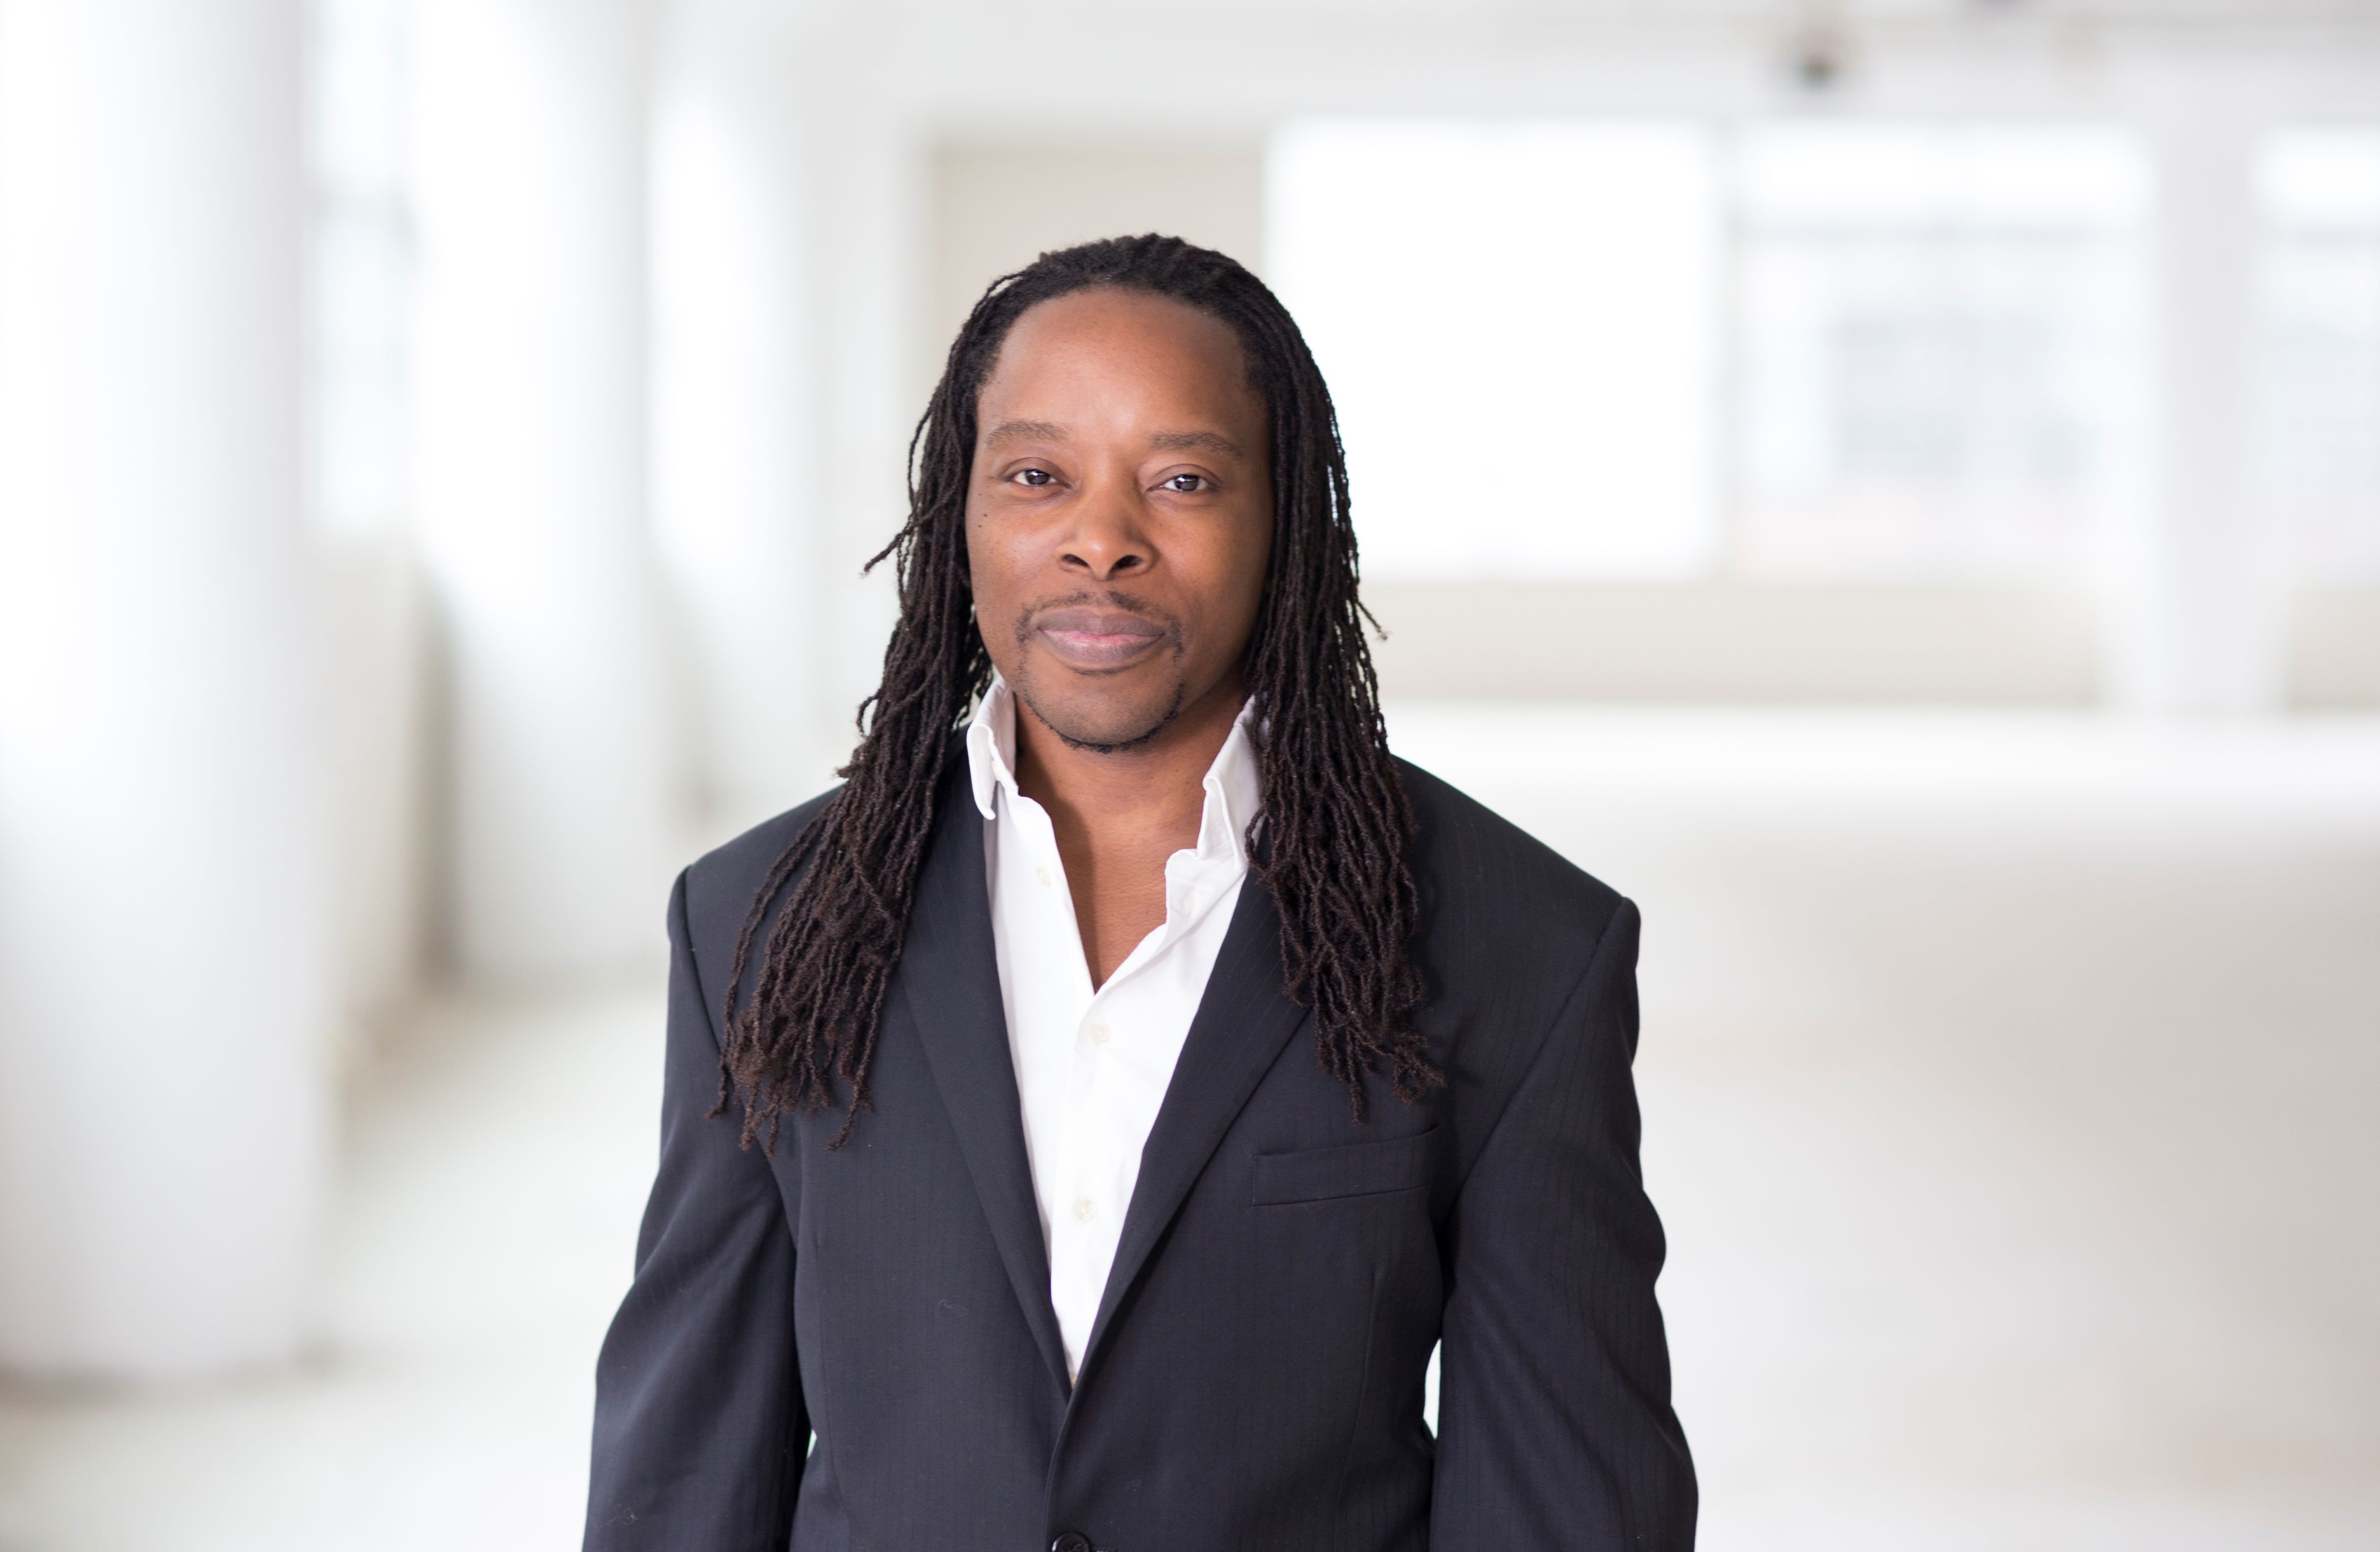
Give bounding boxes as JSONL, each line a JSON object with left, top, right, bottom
{"left": 1059, "top": 978, "right": 1128, "bottom": 1326}
{"left": 1009, "top": 795, "right": 1090, "bottom": 1313}
{"left": 1060, "top": 884, "right": 1200, "bottom": 1324}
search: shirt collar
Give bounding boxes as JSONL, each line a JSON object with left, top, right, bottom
{"left": 965, "top": 677, "right": 1022, "bottom": 822}
{"left": 965, "top": 675, "right": 1262, "bottom": 867}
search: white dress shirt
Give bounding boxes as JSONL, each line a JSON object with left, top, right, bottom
{"left": 966, "top": 676, "right": 1261, "bottom": 1382}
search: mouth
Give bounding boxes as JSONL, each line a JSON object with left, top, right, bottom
{"left": 1029, "top": 605, "right": 1170, "bottom": 670}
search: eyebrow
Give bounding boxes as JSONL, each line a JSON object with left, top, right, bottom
{"left": 982, "top": 420, "right": 1244, "bottom": 458}
{"left": 983, "top": 419, "right": 1070, "bottom": 448}
{"left": 1148, "top": 430, "right": 1242, "bottom": 456}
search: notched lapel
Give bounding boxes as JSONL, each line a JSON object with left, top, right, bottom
{"left": 898, "top": 764, "right": 1073, "bottom": 1398}
{"left": 1076, "top": 877, "right": 1309, "bottom": 1384}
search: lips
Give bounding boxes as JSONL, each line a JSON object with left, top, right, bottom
{"left": 1032, "top": 605, "right": 1168, "bottom": 669}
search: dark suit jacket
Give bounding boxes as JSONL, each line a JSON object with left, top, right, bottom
{"left": 586, "top": 754, "right": 1694, "bottom": 1551}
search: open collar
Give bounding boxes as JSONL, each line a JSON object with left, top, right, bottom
{"left": 964, "top": 675, "right": 1262, "bottom": 867}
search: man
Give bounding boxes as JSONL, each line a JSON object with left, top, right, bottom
{"left": 585, "top": 234, "right": 1695, "bottom": 1550}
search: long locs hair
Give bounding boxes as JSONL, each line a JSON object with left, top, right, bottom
{"left": 716, "top": 234, "right": 1435, "bottom": 1150}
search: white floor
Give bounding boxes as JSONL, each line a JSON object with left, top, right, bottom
{"left": 1399, "top": 706, "right": 2380, "bottom": 1550}
{"left": 0, "top": 987, "right": 658, "bottom": 1552}
{"left": 5, "top": 709, "right": 2378, "bottom": 1550}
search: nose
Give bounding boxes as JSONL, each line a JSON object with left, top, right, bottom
{"left": 1056, "top": 482, "right": 1151, "bottom": 582}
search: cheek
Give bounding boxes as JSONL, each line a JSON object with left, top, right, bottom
{"left": 1224, "top": 503, "right": 1274, "bottom": 624}
{"left": 963, "top": 513, "right": 1014, "bottom": 641}
{"left": 967, "top": 491, "right": 1052, "bottom": 577}
{"left": 1176, "top": 509, "right": 1270, "bottom": 671}
{"left": 964, "top": 504, "right": 1018, "bottom": 594}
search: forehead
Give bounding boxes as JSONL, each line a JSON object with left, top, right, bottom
{"left": 976, "top": 288, "right": 1259, "bottom": 427}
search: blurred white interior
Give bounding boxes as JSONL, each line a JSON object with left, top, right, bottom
{"left": 1, "top": 0, "right": 2377, "bottom": 1547}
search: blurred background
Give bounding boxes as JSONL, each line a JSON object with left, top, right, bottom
{"left": 1, "top": 0, "right": 2377, "bottom": 1547}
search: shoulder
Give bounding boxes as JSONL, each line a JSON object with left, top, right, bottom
{"left": 1395, "top": 756, "right": 1627, "bottom": 956}
{"left": 678, "top": 785, "right": 844, "bottom": 970}
{"left": 1392, "top": 759, "right": 1640, "bottom": 1137}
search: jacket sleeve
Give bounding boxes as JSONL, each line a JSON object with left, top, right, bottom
{"left": 585, "top": 868, "right": 808, "bottom": 1551}
{"left": 1429, "top": 899, "right": 1697, "bottom": 1548}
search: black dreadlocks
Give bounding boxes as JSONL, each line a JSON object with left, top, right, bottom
{"left": 717, "top": 234, "right": 1435, "bottom": 1149}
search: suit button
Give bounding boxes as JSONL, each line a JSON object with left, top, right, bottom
{"left": 1051, "top": 1535, "right": 1093, "bottom": 1552}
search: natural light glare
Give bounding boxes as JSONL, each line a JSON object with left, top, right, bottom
{"left": 1735, "top": 123, "right": 2150, "bottom": 579}
{"left": 1266, "top": 120, "right": 1720, "bottom": 581}
{"left": 1739, "top": 124, "right": 2152, "bottom": 228}
{"left": 2259, "top": 128, "right": 2380, "bottom": 578}
{"left": 307, "top": 0, "right": 411, "bottom": 538}
{"left": 2261, "top": 128, "right": 2380, "bottom": 228}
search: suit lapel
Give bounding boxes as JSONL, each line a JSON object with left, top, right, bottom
{"left": 898, "top": 763, "right": 1072, "bottom": 1398}
{"left": 1076, "top": 875, "right": 1308, "bottom": 1383}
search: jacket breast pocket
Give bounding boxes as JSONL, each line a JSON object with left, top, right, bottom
{"left": 1252, "top": 1127, "right": 1437, "bottom": 1206}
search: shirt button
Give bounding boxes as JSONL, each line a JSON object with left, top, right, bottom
{"left": 1036, "top": 866, "right": 1053, "bottom": 888}
{"left": 1087, "top": 1021, "right": 1111, "bottom": 1046}
{"left": 1071, "top": 1197, "right": 1094, "bottom": 1222}
{"left": 1052, "top": 1534, "right": 1093, "bottom": 1552}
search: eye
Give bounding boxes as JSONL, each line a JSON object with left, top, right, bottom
{"left": 1162, "top": 473, "right": 1207, "bottom": 493}
{"left": 1012, "top": 467, "right": 1055, "bottom": 487}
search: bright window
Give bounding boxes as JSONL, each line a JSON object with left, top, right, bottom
{"left": 1267, "top": 121, "right": 1722, "bottom": 581}
{"left": 1732, "top": 123, "right": 2150, "bottom": 579}
{"left": 308, "top": 0, "right": 413, "bottom": 538}
{"left": 1267, "top": 119, "right": 2151, "bottom": 584}
{"left": 2259, "top": 127, "right": 2380, "bottom": 579}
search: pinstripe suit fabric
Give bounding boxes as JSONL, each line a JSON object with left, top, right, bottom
{"left": 585, "top": 754, "right": 1695, "bottom": 1551}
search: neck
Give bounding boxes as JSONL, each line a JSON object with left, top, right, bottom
{"left": 1011, "top": 674, "right": 1246, "bottom": 987}
{"left": 1012, "top": 675, "right": 1242, "bottom": 825}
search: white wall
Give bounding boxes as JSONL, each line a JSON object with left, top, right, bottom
{"left": 304, "top": 4, "right": 2380, "bottom": 1021}
{"left": 1366, "top": 580, "right": 2107, "bottom": 703}
{"left": 650, "top": 0, "right": 838, "bottom": 837}
{"left": 322, "top": 534, "right": 430, "bottom": 1040}
{"left": 923, "top": 123, "right": 2380, "bottom": 708}
{"left": 930, "top": 140, "right": 1265, "bottom": 380}
{"left": 0, "top": 0, "right": 332, "bottom": 1378}
{"left": 410, "top": 0, "right": 679, "bottom": 979}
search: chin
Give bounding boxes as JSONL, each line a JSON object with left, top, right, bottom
{"left": 1020, "top": 677, "right": 1186, "bottom": 754}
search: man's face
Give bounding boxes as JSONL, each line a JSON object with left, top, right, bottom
{"left": 966, "top": 287, "right": 1273, "bottom": 753}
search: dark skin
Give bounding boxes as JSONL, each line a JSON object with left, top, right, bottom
{"left": 966, "top": 288, "right": 1273, "bottom": 987}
